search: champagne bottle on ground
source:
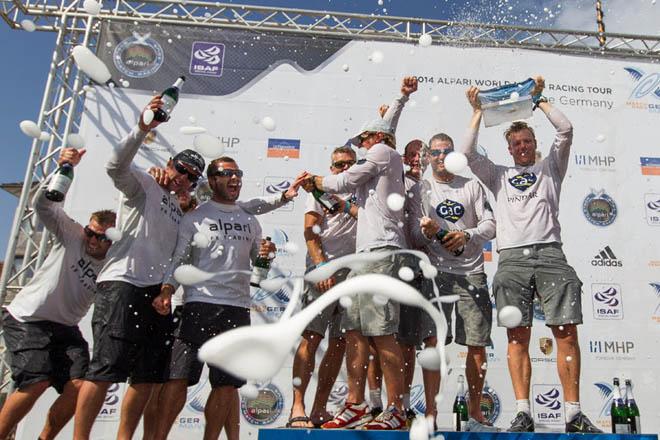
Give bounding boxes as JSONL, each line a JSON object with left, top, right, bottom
{"left": 610, "top": 378, "right": 630, "bottom": 434}
{"left": 625, "top": 379, "right": 641, "bottom": 434}
{"left": 453, "top": 375, "right": 469, "bottom": 431}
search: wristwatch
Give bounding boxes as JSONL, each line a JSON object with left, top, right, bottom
{"left": 532, "top": 95, "right": 548, "bottom": 111}
{"left": 463, "top": 231, "right": 471, "bottom": 242}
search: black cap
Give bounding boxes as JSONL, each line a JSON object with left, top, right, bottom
{"left": 173, "top": 149, "right": 205, "bottom": 176}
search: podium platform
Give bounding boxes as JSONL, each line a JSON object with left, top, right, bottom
{"left": 259, "top": 430, "right": 658, "bottom": 440}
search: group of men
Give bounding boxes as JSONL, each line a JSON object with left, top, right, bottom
{"left": 0, "top": 74, "right": 603, "bottom": 438}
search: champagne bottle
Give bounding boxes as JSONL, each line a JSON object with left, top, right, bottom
{"left": 154, "top": 76, "right": 185, "bottom": 122}
{"left": 45, "top": 162, "right": 74, "bottom": 202}
{"left": 625, "top": 379, "right": 641, "bottom": 434}
{"left": 435, "top": 229, "right": 464, "bottom": 256}
{"left": 250, "top": 236, "right": 272, "bottom": 287}
{"left": 610, "top": 378, "right": 630, "bottom": 434}
{"left": 452, "top": 375, "right": 469, "bottom": 431}
{"left": 312, "top": 188, "right": 340, "bottom": 214}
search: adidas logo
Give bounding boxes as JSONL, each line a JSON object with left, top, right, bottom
{"left": 591, "top": 246, "right": 623, "bottom": 267}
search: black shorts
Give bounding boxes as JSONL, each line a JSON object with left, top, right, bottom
{"left": 2, "top": 310, "right": 89, "bottom": 393}
{"left": 86, "top": 281, "right": 173, "bottom": 384}
{"left": 167, "top": 302, "right": 249, "bottom": 389}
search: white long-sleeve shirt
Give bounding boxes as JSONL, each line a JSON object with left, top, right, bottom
{"left": 460, "top": 108, "right": 573, "bottom": 251}
{"left": 162, "top": 201, "right": 262, "bottom": 308}
{"left": 322, "top": 143, "right": 406, "bottom": 252}
{"left": 7, "top": 190, "right": 104, "bottom": 326}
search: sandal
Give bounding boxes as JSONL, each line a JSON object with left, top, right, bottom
{"left": 285, "top": 416, "right": 313, "bottom": 428}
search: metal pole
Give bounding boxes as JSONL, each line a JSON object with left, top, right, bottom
{"left": 596, "top": 0, "right": 606, "bottom": 48}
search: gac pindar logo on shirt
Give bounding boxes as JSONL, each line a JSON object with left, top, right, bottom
{"left": 508, "top": 172, "right": 537, "bottom": 191}
{"left": 435, "top": 199, "right": 465, "bottom": 222}
{"left": 583, "top": 190, "right": 617, "bottom": 226}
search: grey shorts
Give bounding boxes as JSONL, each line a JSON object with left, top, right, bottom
{"left": 419, "top": 272, "right": 493, "bottom": 347}
{"left": 398, "top": 275, "right": 434, "bottom": 347}
{"left": 493, "top": 243, "right": 583, "bottom": 327}
{"left": 304, "top": 269, "right": 348, "bottom": 339}
{"left": 341, "top": 248, "right": 405, "bottom": 337}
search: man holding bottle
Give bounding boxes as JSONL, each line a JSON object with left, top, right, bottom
{"left": 150, "top": 156, "right": 274, "bottom": 440}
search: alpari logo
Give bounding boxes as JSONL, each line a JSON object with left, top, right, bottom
{"left": 594, "top": 382, "right": 614, "bottom": 418}
{"left": 624, "top": 67, "right": 660, "bottom": 113}
{"left": 240, "top": 383, "right": 284, "bottom": 426}
{"left": 533, "top": 386, "right": 564, "bottom": 426}
{"left": 113, "top": 32, "right": 164, "bottom": 78}
{"left": 591, "top": 246, "right": 622, "bottom": 267}
{"left": 645, "top": 194, "right": 660, "bottom": 226}
{"left": 410, "top": 384, "right": 426, "bottom": 415}
{"left": 650, "top": 282, "right": 660, "bottom": 322}
{"left": 466, "top": 384, "right": 501, "bottom": 424}
{"left": 583, "top": 190, "right": 617, "bottom": 227}
{"left": 592, "top": 284, "right": 623, "bottom": 320}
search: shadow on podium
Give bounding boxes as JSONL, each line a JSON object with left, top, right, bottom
{"left": 258, "top": 430, "right": 659, "bottom": 440}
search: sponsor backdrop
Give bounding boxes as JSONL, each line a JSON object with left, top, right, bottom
{"left": 16, "top": 21, "right": 660, "bottom": 438}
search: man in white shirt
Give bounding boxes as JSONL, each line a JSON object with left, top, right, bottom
{"left": 461, "top": 77, "right": 601, "bottom": 433}
{"left": 150, "top": 157, "right": 275, "bottom": 440}
{"left": 0, "top": 148, "right": 115, "bottom": 440}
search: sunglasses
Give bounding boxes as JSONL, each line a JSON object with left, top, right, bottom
{"left": 209, "top": 168, "right": 244, "bottom": 178}
{"left": 84, "top": 225, "right": 112, "bottom": 243}
{"left": 332, "top": 160, "right": 356, "bottom": 169}
{"left": 429, "top": 149, "right": 454, "bottom": 157}
{"left": 174, "top": 161, "right": 201, "bottom": 183}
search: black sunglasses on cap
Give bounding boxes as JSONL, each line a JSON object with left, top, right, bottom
{"left": 209, "top": 168, "right": 244, "bottom": 178}
{"left": 174, "top": 161, "right": 201, "bottom": 183}
{"left": 84, "top": 225, "right": 111, "bottom": 243}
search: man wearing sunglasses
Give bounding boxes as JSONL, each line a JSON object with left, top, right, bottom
{"left": 304, "top": 77, "right": 418, "bottom": 431}
{"left": 0, "top": 147, "right": 115, "bottom": 440}
{"left": 462, "top": 78, "right": 601, "bottom": 433}
{"left": 74, "top": 96, "right": 205, "bottom": 440}
{"left": 412, "top": 133, "right": 497, "bottom": 431}
{"left": 287, "top": 146, "right": 357, "bottom": 429}
{"left": 150, "top": 157, "right": 274, "bottom": 440}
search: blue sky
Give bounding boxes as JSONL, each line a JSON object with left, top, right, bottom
{"left": 0, "top": 0, "right": 657, "bottom": 257}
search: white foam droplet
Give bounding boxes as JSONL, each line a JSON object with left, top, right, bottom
{"left": 174, "top": 264, "right": 215, "bottom": 285}
{"left": 19, "top": 120, "right": 41, "bottom": 139}
{"left": 481, "top": 362, "right": 488, "bottom": 370}
{"left": 71, "top": 45, "right": 112, "bottom": 84}
{"left": 498, "top": 305, "right": 523, "bottom": 328}
{"left": 259, "top": 277, "right": 287, "bottom": 292}
{"left": 193, "top": 134, "right": 224, "bottom": 157}
{"left": 142, "top": 109, "right": 154, "bottom": 126}
{"left": 82, "top": 0, "right": 102, "bottom": 15}
{"left": 339, "top": 296, "right": 353, "bottom": 308}
{"left": 419, "top": 260, "right": 438, "bottom": 279}
{"left": 409, "top": 415, "right": 432, "bottom": 440}
{"left": 443, "top": 152, "right": 468, "bottom": 174}
{"left": 431, "top": 95, "right": 440, "bottom": 104}
{"left": 523, "top": 248, "right": 531, "bottom": 256}
{"left": 121, "top": 79, "right": 130, "bottom": 88}
{"left": 596, "top": 134, "right": 606, "bottom": 143}
{"left": 105, "top": 227, "right": 122, "bottom": 242}
{"left": 342, "top": 64, "right": 350, "bottom": 72}
{"left": 418, "top": 33, "right": 433, "bottom": 47}
{"left": 193, "top": 232, "right": 211, "bottom": 248}
{"left": 67, "top": 133, "right": 85, "bottom": 150}
{"left": 510, "top": 91, "right": 520, "bottom": 100}
{"left": 180, "top": 126, "right": 207, "bottom": 135}
{"left": 377, "top": 0, "right": 383, "bottom": 5}
{"left": 39, "top": 131, "right": 51, "bottom": 142}
{"left": 312, "top": 225, "right": 321, "bottom": 235}
{"left": 386, "top": 193, "right": 405, "bottom": 211}
{"left": 417, "top": 347, "right": 441, "bottom": 371}
{"left": 239, "top": 383, "right": 259, "bottom": 399}
{"left": 292, "top": 377, "right": 302, "bottom": 386}
{"left": 261, "top": 116, "right": 276, "bottom": 131}
{"left": 369, "top": 50, "right": 384, "bottom": 63}
{"left": 566, "top": 356, "right": 572, "bottom": 362}
{"left": 398, "top": 266, "right": 415, "bottom": 282}
{"left": 283, "top": 242, "right": 299, "bottom": 254}
{"left": 20, "top": 19, "right": 36, "bottom": 32}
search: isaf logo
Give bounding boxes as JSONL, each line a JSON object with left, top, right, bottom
{"left": 508, "top": 172, "right": 537, "bottom": 191}
{"left": 190, "top": 41, "right": 225, "bottom": 77}
{"left": 583, "top": 190, "right": 617, "bottom": 226}
{"left": 533, "top": 386, "right": 564, "bottom": 426}
{"left": 435, "top": 199, "right": 465, "bottom": 222}
{"left": 645, "top": 194, "right": 660, "bottom": 226}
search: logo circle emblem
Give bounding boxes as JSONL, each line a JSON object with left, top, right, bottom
{"left": 583, "top": 192, "right": 617, "bottom": 226}
{"left": 240, "top": 383, "right": 284, "bottom": 425}
{"left": 113, "top": 34, "right": 164, "bottom": 78}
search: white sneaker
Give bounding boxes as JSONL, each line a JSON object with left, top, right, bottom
{"left": 466, "top": 417, "right": 500, "bottom": 432}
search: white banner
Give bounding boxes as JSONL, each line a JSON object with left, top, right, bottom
{"left": 17, "top": 28, "right": 660, "bottom": 438}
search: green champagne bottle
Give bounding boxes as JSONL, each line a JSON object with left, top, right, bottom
{"left": 625, "top": 379, "right": 641, "bottom": 434}
{"left": 610, "top": 378, "right": 630, "bottom": 433}
{"left": 45, "top": 162, "right": 74, "bottom": 202}
{"left": 154, "top": 76, "right": 185, "bottom": 122}
{"left": 250, "top": 236, "right": 272, "bottom": 287}
{"left": 453, "top": 375, "right": 469, "bottom": 431}
{"left": 312, "top": 188, "right": 340, "bottom": 213}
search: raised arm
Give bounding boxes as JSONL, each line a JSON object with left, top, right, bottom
{"left": 106, "top": 96, "right": 164, "bottom": 200}
{"left": 311, "top": 145, "right": 390, "bottom": 194}
{"left": 239, "top": 172, "right": 307, "bottom": 215}
{"left": 461, "top": 87, "right": 498, "bottom": 191}
{"left": 381, "top": 76, "right": 418, "bottom": 134}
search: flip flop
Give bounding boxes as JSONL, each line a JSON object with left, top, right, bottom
{"left": 286, "top": 416, "right": 312, "bottom": 428}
